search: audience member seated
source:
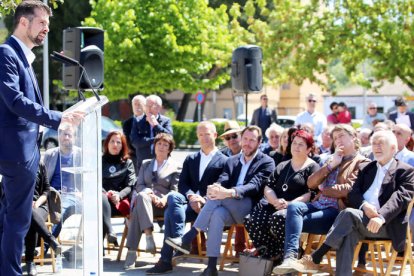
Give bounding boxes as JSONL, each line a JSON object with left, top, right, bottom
{"left": 261, "top": 123, "right": 284, "bottom": 156}
{"left": 244, "top": 130, "right": 319, "bottom": 263}
{"left": 270, "top": 127, "right": 296, "bottom": 166}
{"left": 166, "top": 126, "right": 275, "bottom": 276}
{"left": 219, "top": 120, "right": 242, "bottom": 157}
{"left": 393, "top": 123, "right": 414, "bottom": 166}
{"left": 43, "top": 123, "right": 82, "bottom": 240}
{"left": 273, "top": 124, "right": 370, "bottom": 274}
{"left": 24, "top": 161, "right": 61, "bottom": 276}
{"left": 145, "top": 121, "right": 227, "bottom": 274}
{"left": 102, "top": 131, "right": 136, "bottom": 246}
{"left": 289, "top": 130, "right": 414, "bottom": 274}
{"left": 124, "top": 133, "right": 181, "bottom": 269}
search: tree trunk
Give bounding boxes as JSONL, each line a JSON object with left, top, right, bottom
{"left": 176, "top": 93, "right": 192, "bottom": 121}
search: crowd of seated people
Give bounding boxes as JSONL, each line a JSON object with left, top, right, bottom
{"left": 27, "top": 93, "right": 414, "bottom": 276}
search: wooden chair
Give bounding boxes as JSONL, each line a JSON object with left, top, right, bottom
{"left": 298, "top": 233, "right": 333, "bottom": 276}
{"left": 384, "top": 198, "right": 414, "bottom": 276}
{"left": 352, "top": 198, "right": 414, "bottom": 276}
{"left": 115, "top": 216, "right": 164, "bottom": 261}
{"left": 219, "top": 224, "right": 251, "bottom": 271}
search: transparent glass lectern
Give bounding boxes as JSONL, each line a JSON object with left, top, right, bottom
{"left": 58, "top": 96, "right": 108, "bottom": 275}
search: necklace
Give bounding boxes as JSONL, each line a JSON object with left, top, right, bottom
{"left": 282, "top": 162, "right": 297, "bottom": 192}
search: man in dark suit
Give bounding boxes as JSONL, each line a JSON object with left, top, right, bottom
{"left": 250, "top": 94, "right": 277, "bottom": 142}
{"left": 146, "top": 121, "right": 227, "bottom": 274}
{"left": 167, "top": 126, "right": 275, "bottom": 276}
{"left": 130, "top": 95, "right": 173, "bottom": 173}
{"left": 122, "top": 95, "right": 146, "bottom": 175}
{"left": 288, "top": 130, "right": 414, "bottom": 275}
{"left": 0, "top": 2, "right": 83, "bottom": 275}
{"left": 388, "top": 96, "right": 414, "bottom": 132}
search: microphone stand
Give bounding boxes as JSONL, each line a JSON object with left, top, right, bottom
{"left": 51, "top": 51, "right": 101, "bottom": 102}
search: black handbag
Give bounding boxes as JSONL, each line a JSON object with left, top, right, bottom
{"left": 238, "top": 247, "right": 273, "bottom": 276}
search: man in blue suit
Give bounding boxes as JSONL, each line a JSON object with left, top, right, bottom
{"left": 0, "top": 2, "right": 82, "bottom": 275}
{"left": 130, "top": 95, "right": 173, "bottom": 173}
{"left": 145, "top": 121, "right": 227, "bottom": 274}
{"left": 167, "top": 126, "right": 275, "bottom": 276}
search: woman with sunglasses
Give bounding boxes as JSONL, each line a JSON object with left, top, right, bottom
{"left": 124, "top": 133, "right": 181, "bottom": 269}
{"left": 244, "top": 130, "right": 319, "bottom": 263}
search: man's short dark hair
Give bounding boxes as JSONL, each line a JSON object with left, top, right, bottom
{"left": 241, "top": 125, "right": 262, "bottom": 143}
{"left": 329, "top": 102, "right": 338, "bottom": 110}
{"left": 13, "top": 0, "right": 52, "bottom": 31}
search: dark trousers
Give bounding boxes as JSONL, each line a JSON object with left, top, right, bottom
{"left": 102, "top": 193, "right": 122, "bottom": 238}
{"left": 25, "top": 205, "right": 52, "bottom": 261}
{"left": 0, "top": 149, "right": 40, "bottom": 276}
{"left": 324, "top": 208, "right": 388, "bottom": 276}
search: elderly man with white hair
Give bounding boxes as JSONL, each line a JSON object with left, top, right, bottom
{"left": 393, "top": 123, "right": 414, "bottom": 166}
{"left": 123, "top": 95, "right": 146, "bottom": 174}
{"left": 261, "top": 123, "right": 284, "bottom": 156}
{"left": 131, "top": 95, "right": 173, "bottom": 172}
{"left": 362, "top": 102, "right": 386, "bottom": 130}
{"left": 287, "top": 130, "right": 414, "bottom": 275}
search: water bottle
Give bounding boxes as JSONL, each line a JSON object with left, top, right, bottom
{"left": 55, "top": 254, "right": 63, "bottom": 273}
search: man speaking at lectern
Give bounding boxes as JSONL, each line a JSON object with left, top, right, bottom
{"left": 0, "top": 1, "right": 83, "bottom": 275}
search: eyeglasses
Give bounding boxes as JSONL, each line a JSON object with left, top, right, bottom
{"left": 224, "top": 134, "right": 238, "bottom": 141}
{"left": 368, "top": 107, "right": 377, "bottom": 110}
{"left": 308, "top": 100, "right": 317, "bottom": 103}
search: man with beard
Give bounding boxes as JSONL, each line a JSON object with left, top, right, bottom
{"left": 0, "top": 1, "right": 83, "bottom": 275}
{"left": 166, "top": 126, "right": 275, "bottom": 276}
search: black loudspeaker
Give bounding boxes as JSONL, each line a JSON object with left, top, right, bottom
{"left": 231, "top": 45, "right": 263, "bottom": 93}
{"left": 62, "top": 27, "right": 104, "bottom": 90}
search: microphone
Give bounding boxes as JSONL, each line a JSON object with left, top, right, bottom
{"left": 50, "top": 51, "right": 80, "bottom": 67}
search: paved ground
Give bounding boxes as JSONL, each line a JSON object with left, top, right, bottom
{"left": 31, "top": 149, "right": 411, "bottom": 275}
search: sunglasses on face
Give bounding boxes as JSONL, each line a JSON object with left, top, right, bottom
{"left": 308, "top": 100, "right": 317, "bottom": 103}
{"left": 369, "top": 107, "right": 377, "bottom": 110}
{"left": 224, "top": 134, "right": 238, "bottom": 141}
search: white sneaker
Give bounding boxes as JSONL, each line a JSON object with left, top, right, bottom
{"left": 272, "top": 258, "right": 297, "bottom": 274}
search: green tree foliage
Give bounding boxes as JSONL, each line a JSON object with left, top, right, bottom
{"left": 0, "top": 0, "right": 62, "bottom": 16}
{"left": 245, "top": 0, "right": 414, "bottom": 92}
{"left": 84, "top": 0, "right": 247, "bottom": 100}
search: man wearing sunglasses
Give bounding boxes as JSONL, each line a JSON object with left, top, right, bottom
{"left": 219, "top": 120, "right": 242, "bottom": 157}
{"left": 295, "top": 93, "right": 327, "bottom": 146}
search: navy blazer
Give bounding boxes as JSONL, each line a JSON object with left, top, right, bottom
{"left": 250, "top": 107, "right": 277, "bottom": 131}
{"left": 178, "top": 151, "right": 228, "bottom": 199}
{"left": 130, "top": 114, "right": 173, "bottom": 161}
{"left": 218, "top": 151, "right": 275, "bottom": 204}
{"left": 0, "top": 37, "right": 61, "bottom": 162}
{"left": 388, "top": 111, "right": 414, "bottom": 131}
{"left": 348, "top": 159, "right": 414, "bottom": 252}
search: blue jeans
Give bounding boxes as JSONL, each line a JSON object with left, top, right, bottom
{"left": 284, "top": 202, "right": 339, "bottom": 258}
{"left": 52, "top": 193, "right": 82, "bottom": 238}
{"left": 159, "top": 192, "right": 198, "bottom": 263}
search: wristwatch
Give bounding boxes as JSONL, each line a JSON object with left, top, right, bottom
{"left": 231, "top": 189, "right": 237, "bottom": 198}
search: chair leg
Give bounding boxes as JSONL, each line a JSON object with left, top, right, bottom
{"left": 368, "top": 243, "right": 378, "bottom": 276}
{"left": 116, "top": 223, "right": 128, "bottom": 261}
{"left": 219, "top": 225, "right": 235, "bottom": 271}
{"left": 385, "top": 250, "right": 398, "bottom": 276}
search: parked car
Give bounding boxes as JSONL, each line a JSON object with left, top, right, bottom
{"left": 40, "top": 116, "right": 121, "bottom": 150}
{"left": 276, "top": 115, "right": 296, "bottom": 128}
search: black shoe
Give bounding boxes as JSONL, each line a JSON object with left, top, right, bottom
{"left": 107, "top": 233, "right": 119, "bottom": 247}
{"left": 146, "top": 261, "right": 173, "bottom": 274}
{"left": 49, "top": 236, "right": 62, "bottom": 255}
{"left": 165, "top": 237, "right": 190, "bottom": 255}
{"left": 26, "top": 262, "right": 38, "bottom": 276}
{"left": 200, "top": 267, "right": 218, "bottom": 276}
